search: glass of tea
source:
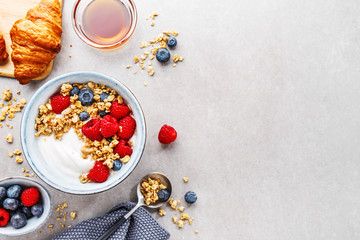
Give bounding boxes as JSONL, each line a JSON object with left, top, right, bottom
{"left": 72, "top": 0, "right": 137, "bottom": 49}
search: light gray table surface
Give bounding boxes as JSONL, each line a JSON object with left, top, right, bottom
{"left": 1, "top": 0, "right": 360, "bottom": 239}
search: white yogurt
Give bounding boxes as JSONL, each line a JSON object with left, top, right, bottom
{"left": 38, "top": 128, "right": 94, "bottom": 180}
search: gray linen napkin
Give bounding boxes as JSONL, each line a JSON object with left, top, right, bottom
{"left": 52, "top": 202, "right": 170, "bottom": 240}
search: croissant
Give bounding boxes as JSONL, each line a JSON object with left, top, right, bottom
{"left": 10, "top": 0, "right": 62, "bottom": 85}
{"left": 0, "top": 33, "right": 8, "bottom": 62}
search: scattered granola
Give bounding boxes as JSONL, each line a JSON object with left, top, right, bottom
{"left": 158, "top": 209, "right": 165, "bottom": 216}
{"left": 149, "top": 11, "right": 158, "bottom": 20}
{"left": 15, "top": 156, "right": 23, "bottom": 164}
{"left": 183, "top": 177, "right": 189, "bottom": 183}
{"left": 8, "top": 152, "right": 13, "bottom": 158}
{"left": 6, "top": 133, "right": 13, "bottom": 143}
{"left": 180, "top": 213, "right": 190, "bottom": 221}
{"left": 141, "top": 177, "right": 167, "bottom": 205}
{"left": 0, "top": 96, "right": 26, "bottom": 121}
{"left": 166, "top": 197, "right": 196, "bottom": 230}
{"left": 177, "top": 220, "right": 184, "bottom": 228}
{"left": 173, "top": 54, "right": 184, "bottom": 63}
{"left": 147, "top": 66, "right": 154, "bottom": 76}
{"left": 168, "top": 198, "right": 180, "bottom": 210}
{"left": 2, "top": 89, "right": 12, "bottom": 101}
{"left": 127, "top": 30, "right": 183, "bottom": 77}
{"left": 53, "top": 203, "right": 77, "bottom": 229}
{"left": 13, "top": 149, "right": 21, "bottom": 155}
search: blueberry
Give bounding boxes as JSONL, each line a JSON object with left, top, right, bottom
{"left": 79, "top": 111, "right": 90, "bottom": 121}
{"left": 99, "top": 110, "right": 108, "bottom": 118}
{"left": 3, "top": 198, "right": 19, "bottom": 211}
{"left": 106, "top": 137, "right": 114, "bottom": 143}
{"left": 167, "top": 37, "right": 177, "bottom": 48}
{"left": 70, "top": 86, "right": 80, "bottom": 96}
{"left": 112, "top": 159, "right": 123, "bottom": 171}
{"left": 156, "top": 48, "right": 171, "bottom": 63}
{"left": 7, "top": 185, "right": 21, "bottom": 198}
{"left": 184, "top": 191, "right": 197, "bottom": 204}
{"left": 31, "top": 204, "right": 43, "bottom": 217}
{"left": 100, "top": 92, "right": 110, "bottom": 102}
{"left": 11, "top": 213, "right": 27, "bottom": 229}
{"left": 9, "top": 210, "right": 21, "bottom": 218}
{"left": 21, "top": 207, "right": 33, "bottom": 219}
{"left": 78, "top": 88, "right": 94, "bottom": 106}
{"left": 157, "top": 189, "right": 170, "bottom": 202}
{"left": 0, "top": 187, "right": 6, "bottom": 200}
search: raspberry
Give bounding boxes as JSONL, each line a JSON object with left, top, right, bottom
{"left": 0, "top": 208, "right": 9, "bottom": 227}
{"left": 158, "top": 124, "right": 177, "bottom": 144}
{"left": 50, "top": 94, "right": 70, "bottom": 114}
{"left": 110, "top": 100, "right": 130, "bottom": 120}
{"left": 118, "top": 116, "right": 136, "bottom": 140}
{"left": 87, "top": 162, "right": 109, "bottom": 183}
{"left": 100, "top": 115, "right": 119, "bottom": 138}
{"left": 21, "top": 187, "right": 40, "bottom": 207}
{"left": 114, "top": 140, "right": 133, "bottom": 158}
{"left": 81, "top": 118, "right": 103, "bottom": 141}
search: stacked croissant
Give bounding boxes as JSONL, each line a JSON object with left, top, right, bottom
{"left": 0, "top": 0, "right": 62, "bottom": 85}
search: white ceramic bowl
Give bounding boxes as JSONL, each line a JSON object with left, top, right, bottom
{"left": 0, "top": 177, "right": 52, "bottom": 237}
{"left": 21, "top": 72, "right": 146, "bottom": 194}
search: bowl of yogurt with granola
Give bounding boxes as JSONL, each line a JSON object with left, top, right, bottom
{"left": 20, "top": 72, "right": 146, "bottom": 194}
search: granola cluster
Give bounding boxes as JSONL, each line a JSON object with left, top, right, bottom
{"left": 141, "top": 178, "right": 167, "bottom": 205}
{"left": 8, "top": 149, "right": 23, "bottom": 164}
{"left": 0, "top": 89, "right": 26, "bottom": 122}
{"left": 2, "top": 89, "right": 12, "bottom": 101}
{"left": 35, "top": 82, "right": 134, "bottom": 183}
{"left": 6, "top": 133, "right": 13, "bottom": 143}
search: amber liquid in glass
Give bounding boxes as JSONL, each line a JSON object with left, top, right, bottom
{"left": 82, "top": 0, "right": 131, "bottom": 45}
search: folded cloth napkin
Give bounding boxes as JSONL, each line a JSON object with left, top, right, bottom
{"left": 52, "top": 202, "right": 170, "bottom": 240}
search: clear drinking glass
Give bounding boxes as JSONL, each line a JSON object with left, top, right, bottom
{"left": 72, "top": 0, "right": 137, "bottom": 49}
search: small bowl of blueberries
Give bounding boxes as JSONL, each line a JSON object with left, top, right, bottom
{"left": 0, "top": 177, "right": 52, "bottom": 236}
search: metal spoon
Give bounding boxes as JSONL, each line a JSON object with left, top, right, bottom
{"left": 97, "top": 172, "right": 172, "bottom": 240}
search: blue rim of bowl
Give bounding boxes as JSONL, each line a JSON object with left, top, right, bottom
{"left": 0, "top": 177, "right": 53, "bottom": 236}
{"left": 20, "top": 71, "right": 147, "bottom": 195}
